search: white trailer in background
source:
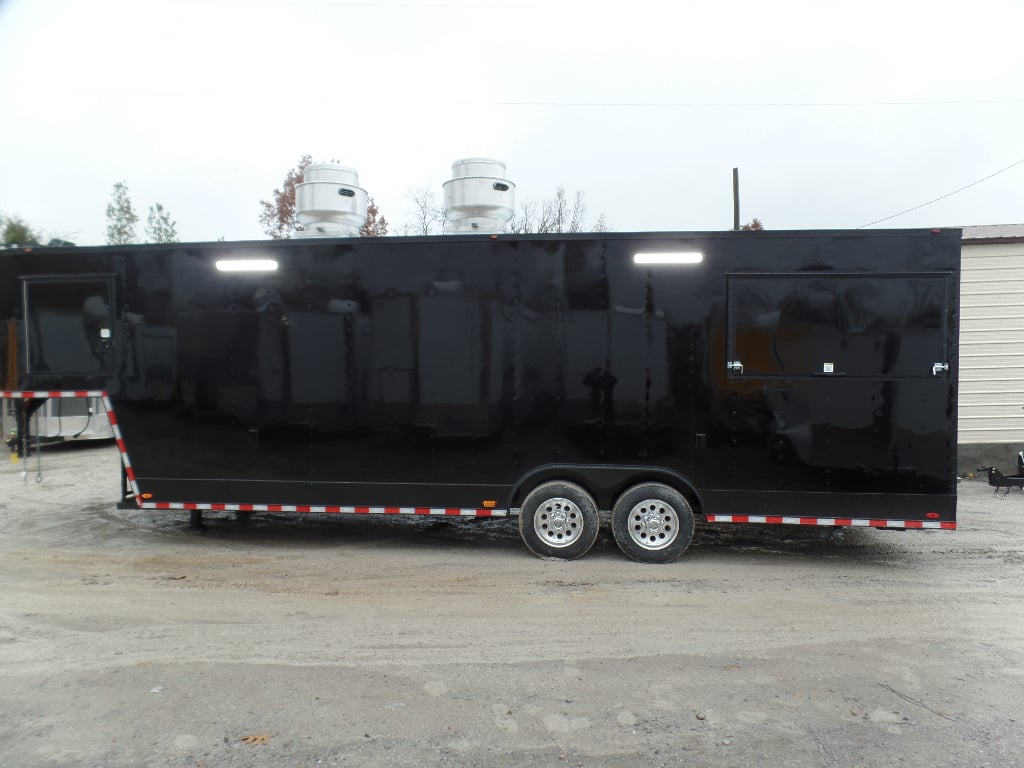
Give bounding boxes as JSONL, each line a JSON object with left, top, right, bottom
{"left": 5, "top": 394, "right": 113, "bottom": 449}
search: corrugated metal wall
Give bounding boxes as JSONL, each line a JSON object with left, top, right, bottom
{"left": 959, "top": 241, "right": 1024, "bottom": 445}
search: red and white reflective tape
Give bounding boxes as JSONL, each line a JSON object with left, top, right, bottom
{"left": 0, "top": 390, "right": 105, "bottom": 398}
{"left": 99, "top": 394, "right": 141, "bottom": 500}
{"left": 139, "top": 501, "right": 508, "bottom": 517}
{"left": 705, "top": 514, "right": 955, "bottom": 530}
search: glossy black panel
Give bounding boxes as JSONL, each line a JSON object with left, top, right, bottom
{"left": 0, "top": 230, "right": 961, "bottom": 521}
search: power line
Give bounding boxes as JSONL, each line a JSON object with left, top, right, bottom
{"left": 132, "top": 0, "right": 527, "bottom": 5}
{"left": 857, "top": 156, "right": 1024, "bottom": 228}
{"left": 6, "top": 84, "right": 1023, "bottom": 109}
{"left": 491, "top": 99, "right": 1024, "bottom": 108}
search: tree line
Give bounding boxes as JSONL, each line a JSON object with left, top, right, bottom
{"left": 1, "top": 182, "right": 179, "bottom": 247}
{"left": 3, "top": 157, "right": 764, "bottom": 247}
{"left": 105, "top": 182, "right": 179, "bottom": 244}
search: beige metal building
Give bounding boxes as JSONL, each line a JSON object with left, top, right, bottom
{"left": 958, "top": 224, "right": 1024, "bottom": 471}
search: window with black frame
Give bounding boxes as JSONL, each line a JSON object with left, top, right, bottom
{"left": 23, "top": 277, "right": 115, "bottom": 376}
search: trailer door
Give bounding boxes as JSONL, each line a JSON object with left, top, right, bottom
{"left": 22, "top": 275, "right": 116, "bottom": 377}
{"left": 727, "top": 273, "right": 949, "bottom": 379}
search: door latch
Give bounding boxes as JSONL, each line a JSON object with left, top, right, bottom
{"left": 932, "top": 362, "right": 949, "bottom": 376}
{"left": 727, "top": 360, "right": 744, "bottom": 375}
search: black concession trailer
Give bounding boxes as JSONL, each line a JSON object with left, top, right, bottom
{"left": 0, "top": 228, "right": 960, "bottom": 562}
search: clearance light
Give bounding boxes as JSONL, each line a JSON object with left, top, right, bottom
{"left": 215, "top": 259, "right": 278, "bottom": 273}
{"left": 482, "top": 500, "right": 497, "bottom": 509}
{"left": 633, "top": 252, "right": 704, "bottom": 265}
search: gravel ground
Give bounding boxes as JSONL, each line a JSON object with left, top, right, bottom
{"left": 1, "top": 441, "right": 1022, "bottom": 767}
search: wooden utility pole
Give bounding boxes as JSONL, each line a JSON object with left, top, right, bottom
{"left": 732, "top": 168, "right": 740, "bottom": 230}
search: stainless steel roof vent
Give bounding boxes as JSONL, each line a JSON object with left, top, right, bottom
{"left": 442, "top": 158, "right": 515, "bottom": 234}
{"left": 294, "top": 163, "right": 368, "bottom": 238}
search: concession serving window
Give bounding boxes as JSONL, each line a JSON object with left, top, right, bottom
{"left": 727, "top": 273, "right": 949, "bottom": 379}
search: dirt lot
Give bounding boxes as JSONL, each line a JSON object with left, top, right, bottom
{"left": 1, "top": 442, "right": 1022, "bottom": 768}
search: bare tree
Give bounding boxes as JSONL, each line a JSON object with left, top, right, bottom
{"left": 401, "top": 185, "right": 445, "bottom": 235}
{"left": 508, "top": 200, "right": 539, "bottom": 234}
{"left": 509, "top": 187, "right": 607, "bottom": 234}
{"left": 539, "top": 188, "right": 585, "bottom": 233}
{"left": 568, "top": 189, "right": 586, "bottom": 233}
{"left": 740, "top": 218, "right": 765, "bottom": 231}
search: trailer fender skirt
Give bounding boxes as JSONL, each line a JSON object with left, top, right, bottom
{"left": 705, "top": 514, "right": 955, "bottom": 530}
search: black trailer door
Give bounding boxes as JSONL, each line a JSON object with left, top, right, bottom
{"left": 22, "top": 275, "right": 116, "bottom": 378}
{"left": 727, "top": 273, "right": 949, "bottom": 379}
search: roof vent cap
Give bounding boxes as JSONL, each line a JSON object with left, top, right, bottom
{"left": 442, "top": 158, "right": 515, "bottom": 234}
{"left": 294, "top": 163, "right": 368, "bottom": 238}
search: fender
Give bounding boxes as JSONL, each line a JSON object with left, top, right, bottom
{"left": 507, "top": 463, "right": 705, "bottom": 515}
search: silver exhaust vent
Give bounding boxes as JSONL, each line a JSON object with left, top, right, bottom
{"left": 442, "top": 158, "right": 515, "bottom": 234}
{"left": 294, "top": 163, "right": 368, "bottom": 238}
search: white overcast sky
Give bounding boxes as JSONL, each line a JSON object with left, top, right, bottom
{"left": 0, "top": 0, "right": 1021, "bottom": 244}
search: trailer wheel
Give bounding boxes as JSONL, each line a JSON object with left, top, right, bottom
{"left": 611, "top": 483, "right": 694, "bottom": 563}
{"left": 518, "top": 481, "right": 600, "bottom": 560}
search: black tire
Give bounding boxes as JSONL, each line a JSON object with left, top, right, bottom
{"left": 517, "top": 481, "right": 600, "bottom": 560}
{"left": 611, "top": 483, "right": 694, "bottom": 563}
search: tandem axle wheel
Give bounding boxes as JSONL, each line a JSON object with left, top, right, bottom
{"left": 517, "top": 479, "right": 696, "bottom": 563}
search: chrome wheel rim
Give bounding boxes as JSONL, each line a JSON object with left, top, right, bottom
{"left": 533, "top": 497, "right": 584, "bottom": 548}
{"left": 627, "top": 499, "right": 679, "bottom": 551}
